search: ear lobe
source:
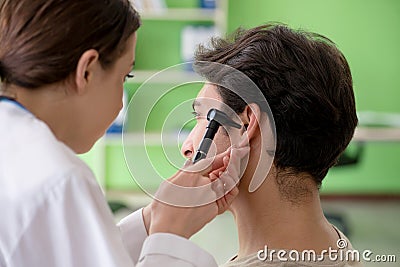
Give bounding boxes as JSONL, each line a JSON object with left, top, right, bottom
{"left": 74, "top": 49, "right": 99, "bottom": 95}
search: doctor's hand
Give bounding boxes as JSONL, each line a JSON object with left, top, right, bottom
{"left": 145, "top": 146, "right": 249, "bottom": 239}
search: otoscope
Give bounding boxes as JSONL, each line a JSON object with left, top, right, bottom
{"left": 192, "top": 108, "right": 242, "bottom": 164}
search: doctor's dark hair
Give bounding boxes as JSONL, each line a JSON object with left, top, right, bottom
{"left": 0, "top": 0, "right": 140, "bottom": 88}
{"left": 194, "top": 24, "right": 358, "bottom": 193}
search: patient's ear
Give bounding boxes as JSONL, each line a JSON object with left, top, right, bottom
{"left": 240, "top": 103, "right": 261, "bottom": 141}
{"left": 242, "top": 104, "right": 276, "bottom": 193}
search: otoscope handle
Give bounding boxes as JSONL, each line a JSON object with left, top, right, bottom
{"left": 192, "top": 120, "right": 221, "bottom": 164}
{"left": 192, "top": 138, "right": 213, "bottom": 163}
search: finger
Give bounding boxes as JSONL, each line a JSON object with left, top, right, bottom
{"left": 216, "top": 195, "right": 225, "bottom": 214}
{"left": 226, "top": 146, "right": 250, "bottom": 179}
{"left": 210, "top": 177, "right": 225, "bottom": 200}
{"left": 182, "top": 147, "right": 231, "bottom": 175}
{"left": 211, "top": 146, "right": 249, "bottom": 200}
{"left": 223, "top": 155, "right": 229, "bottom": 167}
{"left": 224, "top": 186, "right": 239, "bottom": 208}
{"left": 218, "top": 146, "right": 250, "bottom": 192}
{"left": 209, "top": 157, "right": 228, "bottom": 177}
{"left": 204, "top": 148, "right": 231, "bottom": 175}
{"left": 216, "top": 195, "right": 228, "bottom": 214}
{"left": 216, "top": 185, "right": 239, "bottom": 214}
{"left": 181, "top": 156, "right": 214, "bottom": 173}
{"left": 209, "top": 172, "right": 218, "bottom": 182}
{"left": 216, "top": 183, "right": 228, "bottom": 213}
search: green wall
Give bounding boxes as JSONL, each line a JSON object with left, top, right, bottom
{"left": 226, "top": 0, "right": 400, "bottom": 194}
{"left": 227, "top": 0, "right": 400, "bottom": 113}
{"left": 135, "top": 20, "right": 213, "bottom": 70}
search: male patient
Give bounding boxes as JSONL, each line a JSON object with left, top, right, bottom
{"left": 181, "top": 24, "right": 362, "bottom": 266}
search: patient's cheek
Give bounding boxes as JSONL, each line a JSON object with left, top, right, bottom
{"left": 214, "top": 131, "right": 231, "bottom": 154}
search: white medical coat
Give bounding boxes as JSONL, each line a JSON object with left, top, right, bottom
{"left": 0, "top": 101, "right": 217, "bottom": 267}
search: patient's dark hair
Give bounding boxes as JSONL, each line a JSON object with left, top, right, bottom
{"left": 194, "top": 23, "right": 358, "bottom": 194}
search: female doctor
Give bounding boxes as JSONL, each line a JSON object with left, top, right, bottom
{"left": 0, "top": 0, "right": 248, "bottom": 266}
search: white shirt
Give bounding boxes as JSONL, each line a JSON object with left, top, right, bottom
{"left": 0, "top": 100, "right": 217, "bottom": 267}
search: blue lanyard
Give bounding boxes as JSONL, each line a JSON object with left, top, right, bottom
{"left": 0, "top": 96, "right": 28, "bottom": 111}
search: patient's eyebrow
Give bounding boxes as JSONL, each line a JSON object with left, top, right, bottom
{"left": 192, "top": 100, "right": 201, "bottom": 110}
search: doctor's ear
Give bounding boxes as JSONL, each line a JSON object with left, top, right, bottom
{"left": 74, "top": 49, "right": 99, "bottom": 95}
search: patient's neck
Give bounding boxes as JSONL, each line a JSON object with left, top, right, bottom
{"left": 230, "top": 171, "right": 338, "bottom": 259}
